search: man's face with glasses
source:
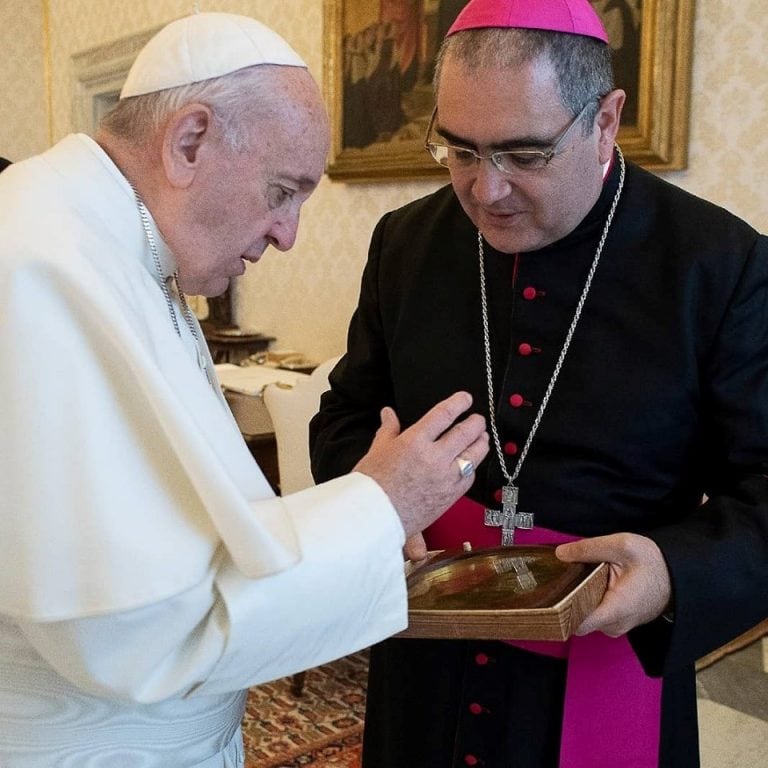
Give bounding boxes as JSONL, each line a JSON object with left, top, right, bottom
{"left": 426, "top": 99, "right": 595, "bottom": 174}
{"left": 429, "top": 52, "right": 613, "bottom": 254}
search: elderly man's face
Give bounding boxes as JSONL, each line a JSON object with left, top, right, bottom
{"left": 435, "top": 53, "right": 605, "bottom": 254}
{"left": 173, "top": 69, "right": 330, "bottom": 297}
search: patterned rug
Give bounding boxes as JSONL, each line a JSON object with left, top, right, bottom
{"left": 242, "top": 651, "right": 367, "bottom": 767}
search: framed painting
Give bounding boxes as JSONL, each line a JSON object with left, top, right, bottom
{"left": 323, "top": 0, "right": 695, "bottom": 182}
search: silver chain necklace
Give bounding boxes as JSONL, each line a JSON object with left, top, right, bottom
{"left": 480, "top": 147, "right": 626, "bottom": 545}
{"left": 132, "top": 189, "right": 216, "bottom": 390}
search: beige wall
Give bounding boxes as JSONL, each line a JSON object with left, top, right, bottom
{"left": 2, "top": 0, "right": 767, "bottom": 361}
{"left": 0, "top": 0, "right": 48, "bottom": 161}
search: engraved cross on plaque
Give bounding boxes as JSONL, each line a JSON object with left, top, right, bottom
{"left": 484, "top": 484, "right": 534, "bottom": 546}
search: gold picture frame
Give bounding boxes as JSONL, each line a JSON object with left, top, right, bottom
{"left": 400, "top": 546, "right": 610, "bottom": 641}
{"left": 323, "top": 0, "right": 695, "bottom": 182}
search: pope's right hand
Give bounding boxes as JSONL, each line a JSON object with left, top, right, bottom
{"left": 354, "top": 392, "right": 489, "bottom": 540}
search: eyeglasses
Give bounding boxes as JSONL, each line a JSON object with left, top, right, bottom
{"left": 424, "top": 99, "right": 597, "bottom": 174}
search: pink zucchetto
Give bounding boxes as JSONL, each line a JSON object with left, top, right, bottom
{"left": 448, "top": 0, "right": 609, "bottom": 44}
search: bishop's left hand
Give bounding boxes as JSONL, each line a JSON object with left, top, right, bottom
{"left": 555, "top": 533, "right": 672, "bottom": 637}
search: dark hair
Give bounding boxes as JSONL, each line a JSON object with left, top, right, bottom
{"left": 0, "top": 157, "right": 11, "bottom": 173}
{"left": 433, "top": 28, "right": 614, "bottom": 133}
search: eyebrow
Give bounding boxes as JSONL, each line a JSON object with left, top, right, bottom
{"left": 289, "top": 176, "right": 320, "bottom": 191}
{"left": 273, "top": 174, "right": 320, "bottom": 193}
{"left": 295, "top": 175, "right": 320, "bottom": 190}
{"left": 436, "top": 124, "right": 557, "bottom": 152}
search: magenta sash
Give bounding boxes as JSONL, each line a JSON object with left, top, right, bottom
{"left": 425, "top": 497, "right": 662, "bottom": 768}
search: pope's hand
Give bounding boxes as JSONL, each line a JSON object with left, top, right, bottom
{"left": 555, "top": 533, "right": 672, "bottom": 637}
{"left": 404, "top": 533, "right": 428, "bottom": 562}
{"left": 354, "top": 392, "right": 489, "bottom": 540}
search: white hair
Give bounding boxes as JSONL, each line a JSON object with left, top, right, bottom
{"left": 101, "top": 64, "right": 293, "bottom": 152}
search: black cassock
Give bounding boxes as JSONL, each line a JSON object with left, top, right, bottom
{"left": 311, "top": 153, "right": 768, "bottom": 768}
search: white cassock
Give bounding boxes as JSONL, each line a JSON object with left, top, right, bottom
{"left": 0, "top": 135, "right": 407, "bottom": 767}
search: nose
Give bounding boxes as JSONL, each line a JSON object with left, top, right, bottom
{"left": 470, "top": 158, "right": 514, "bottom": 207}
{"left": 266, "top": 210, "right": 301, "bottom": 252}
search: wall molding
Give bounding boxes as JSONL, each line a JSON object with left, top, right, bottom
{"left": 71, "top": 25, "right": 161, "bottom": 134}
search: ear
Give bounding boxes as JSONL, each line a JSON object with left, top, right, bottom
{"left": 595, "top": 89, "right": 625, "bottom": 164}
{"left": 161, "top": 104, "right": 214, "bottom": 189}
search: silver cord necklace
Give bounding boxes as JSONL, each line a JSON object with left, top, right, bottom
{"left": 132, "top": 188, "right": 216, "bottom": 390}
{"left": 480, "top": 147, "right": 626, "bottom": 545}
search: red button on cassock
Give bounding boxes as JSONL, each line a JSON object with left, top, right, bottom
{"left": 469, "top": 702, "right": 483, "bottom": 715}
{"left": 509, "top": 393, "right": 524, "bottom": 408}
{"left": 522, "top": 286, "right": 538, "bottom": 300}
{"left": 475, "top": 653, "right": 489, "bottom": 665}
{"left": 464, "top": 755, "right": 479, "bottom": 766}
{"left": 518, "top": 342, "right": 533, "bottom": 356}
{"left": 504, "top": 441, "right": 518, "bottom": 455}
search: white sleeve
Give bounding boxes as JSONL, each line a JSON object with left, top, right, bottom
{"left": 2, "top": 229, "right": 407, "bottom": 705}
{"left": 18, "top": 474, "right": 407, "bottom": 704}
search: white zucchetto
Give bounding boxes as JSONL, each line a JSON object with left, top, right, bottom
{"left": 120, "top": 12, "right": 307, "bottom": 99}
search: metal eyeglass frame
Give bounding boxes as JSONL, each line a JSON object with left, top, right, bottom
{"left": 424, "top": 98, "right": 598, "bottom": 173}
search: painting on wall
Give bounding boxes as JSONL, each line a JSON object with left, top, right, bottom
{"left": 323, "top": 0, "right": 694, "bottom": 182}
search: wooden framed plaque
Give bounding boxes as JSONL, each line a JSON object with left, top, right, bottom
{"left": 399, "top": 545, "right": 609, "bottom": 642}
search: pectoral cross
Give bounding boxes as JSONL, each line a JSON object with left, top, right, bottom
{"left": 483, "top": 484, "right": 533, "bottom": 546}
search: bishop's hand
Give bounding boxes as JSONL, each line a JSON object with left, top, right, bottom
{"left": 555, "top": 533, "right": 673, "bottom": 637}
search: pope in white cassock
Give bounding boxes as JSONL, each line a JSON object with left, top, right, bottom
{"left": 0, "top": 13, "right": 489, "bottom": 767}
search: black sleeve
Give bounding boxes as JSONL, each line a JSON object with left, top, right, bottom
{"left": 309, "top": 214, "right": 395, "bottom": 481}
{"left": 631, "top": 233, "right": 768, "bottom": 675}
